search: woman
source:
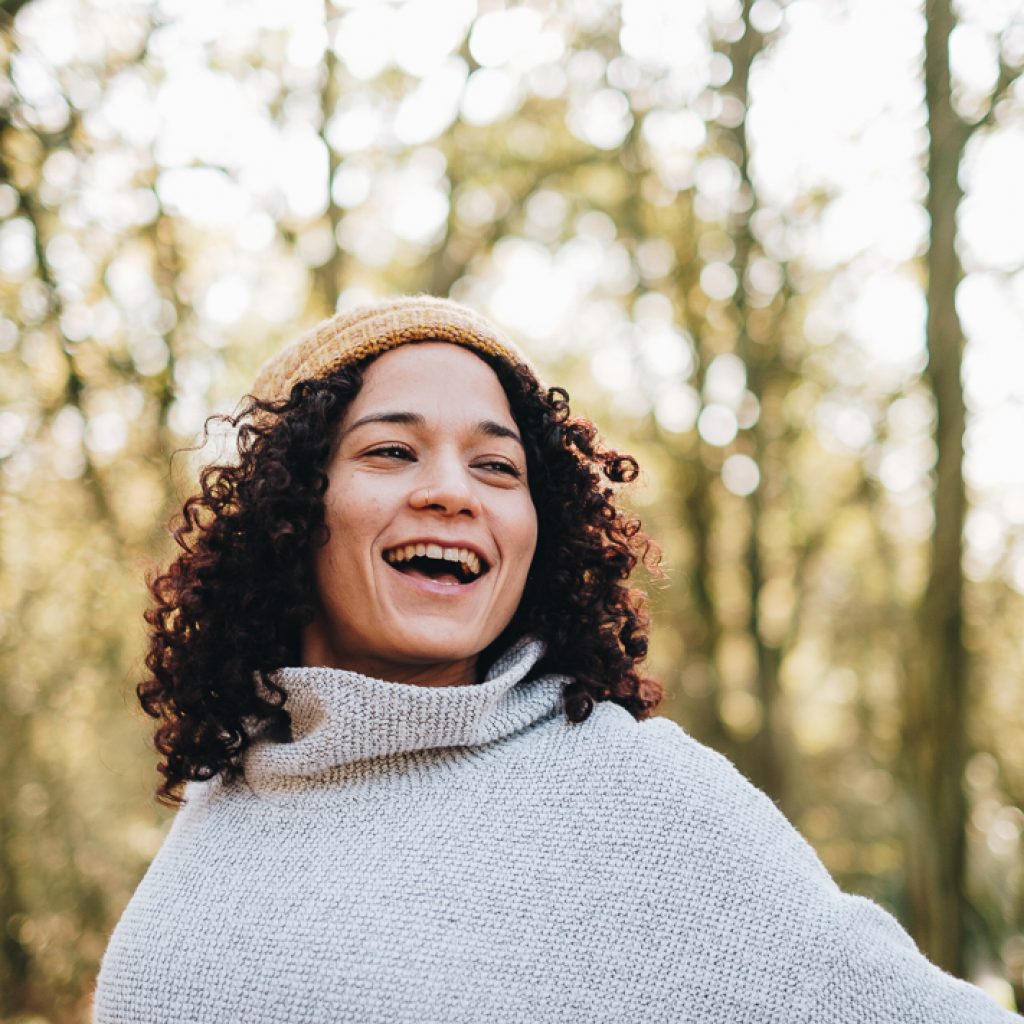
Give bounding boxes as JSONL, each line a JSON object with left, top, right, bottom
{"left": 94, "top": 296, "right": 1015, "bottom": 1023}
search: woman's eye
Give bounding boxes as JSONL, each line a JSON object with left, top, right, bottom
{"left": 478, "top": 460, "right": 520, "bottom": 477}
{"left": 367, "top": 445, "right": 413, "bottom": 460}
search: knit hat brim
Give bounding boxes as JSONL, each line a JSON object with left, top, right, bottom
{"left": 250, "top": 295, "right": 536, "bottom": 405}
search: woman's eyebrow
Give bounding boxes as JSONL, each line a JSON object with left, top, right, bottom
{"left": 344, "top": 411, "right": 523, "bottom": 447}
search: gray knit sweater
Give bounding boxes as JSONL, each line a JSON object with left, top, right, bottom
{"left": 94, "top": 638, "right": 1016, "bottom": 1023}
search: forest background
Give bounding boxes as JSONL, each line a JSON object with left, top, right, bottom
{"left": 1, "top": 0, "right": 1022, "bottom": 1019}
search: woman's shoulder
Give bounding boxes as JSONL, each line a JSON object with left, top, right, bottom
{"left": 574, "top": 701, "right": 767, "bottom": 805}
{"left": 568, "top": 701, "right": 829, "bottom": 872}
{"left": 571, "top": 704, "right": 1017, "bottom": 1022}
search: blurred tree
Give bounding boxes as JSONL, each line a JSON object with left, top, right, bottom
{"left": 903, "top": 0, "right": 1022, "bottom": 975}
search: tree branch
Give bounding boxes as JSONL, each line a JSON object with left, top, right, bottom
{"left": 965, "top": 49, "right": 1022, "bottom": 139}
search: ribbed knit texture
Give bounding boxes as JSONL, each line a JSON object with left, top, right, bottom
{"left": 93, "top": 638, "right": 1016, "bottom": 1023}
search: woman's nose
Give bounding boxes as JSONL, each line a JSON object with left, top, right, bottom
{"left": 408, "top": 464, "right": 482, "bottom": 518}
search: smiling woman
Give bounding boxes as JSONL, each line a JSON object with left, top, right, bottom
{"left": 124, "top": 295, "right": 658, "bottom": 808}
{"left": 92, "top": 296, "right": 1017, "bottom": 1024}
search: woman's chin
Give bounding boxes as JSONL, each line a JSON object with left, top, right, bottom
{"left": 301, "top": 623, "right": 488, "bottom": 685}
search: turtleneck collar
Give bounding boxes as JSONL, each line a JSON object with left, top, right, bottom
{"left": 242, "top": 637, "right": 564, "bottom": 792}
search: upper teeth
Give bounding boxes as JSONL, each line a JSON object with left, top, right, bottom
{"left": 385, "top": 544, "right": 482, "bottom": 577}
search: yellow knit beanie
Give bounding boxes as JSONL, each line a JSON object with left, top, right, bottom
{"left": 250, "top": 295, "right": 536, "bottom": 404}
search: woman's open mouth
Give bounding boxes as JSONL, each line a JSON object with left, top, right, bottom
{"left": 383, "top": 543, "right": 488, "bottom": 586}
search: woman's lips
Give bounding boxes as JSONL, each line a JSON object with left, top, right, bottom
{"left": 382, "top": 541, "right": 488, "bottom": 578}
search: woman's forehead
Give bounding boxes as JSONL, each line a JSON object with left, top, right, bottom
{"left": 347, "top": 343, "right": 517, "bottom": 427}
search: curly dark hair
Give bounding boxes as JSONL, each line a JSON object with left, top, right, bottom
{"left": 140, "top": 349, "right": 663, "bottom": 805}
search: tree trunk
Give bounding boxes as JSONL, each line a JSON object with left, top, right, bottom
{"left": 0, "top": 708, "right": 30, "bottom": 1015}
{"left": 314, "top": 44, "right": 345, "bottom": 313}
{"left": 902, "top": 0, "right": 969, "bottom": 976}
{"left": 725, "top": 1, "right": 785, "bottom": 803}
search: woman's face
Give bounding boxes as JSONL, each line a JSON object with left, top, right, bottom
{"left": 301, "top": 343, "right": 539, "bottom": 686}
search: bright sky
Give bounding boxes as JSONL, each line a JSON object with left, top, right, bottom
{"left": 5, "top": 0, "right": 1024, "bottom": 586}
